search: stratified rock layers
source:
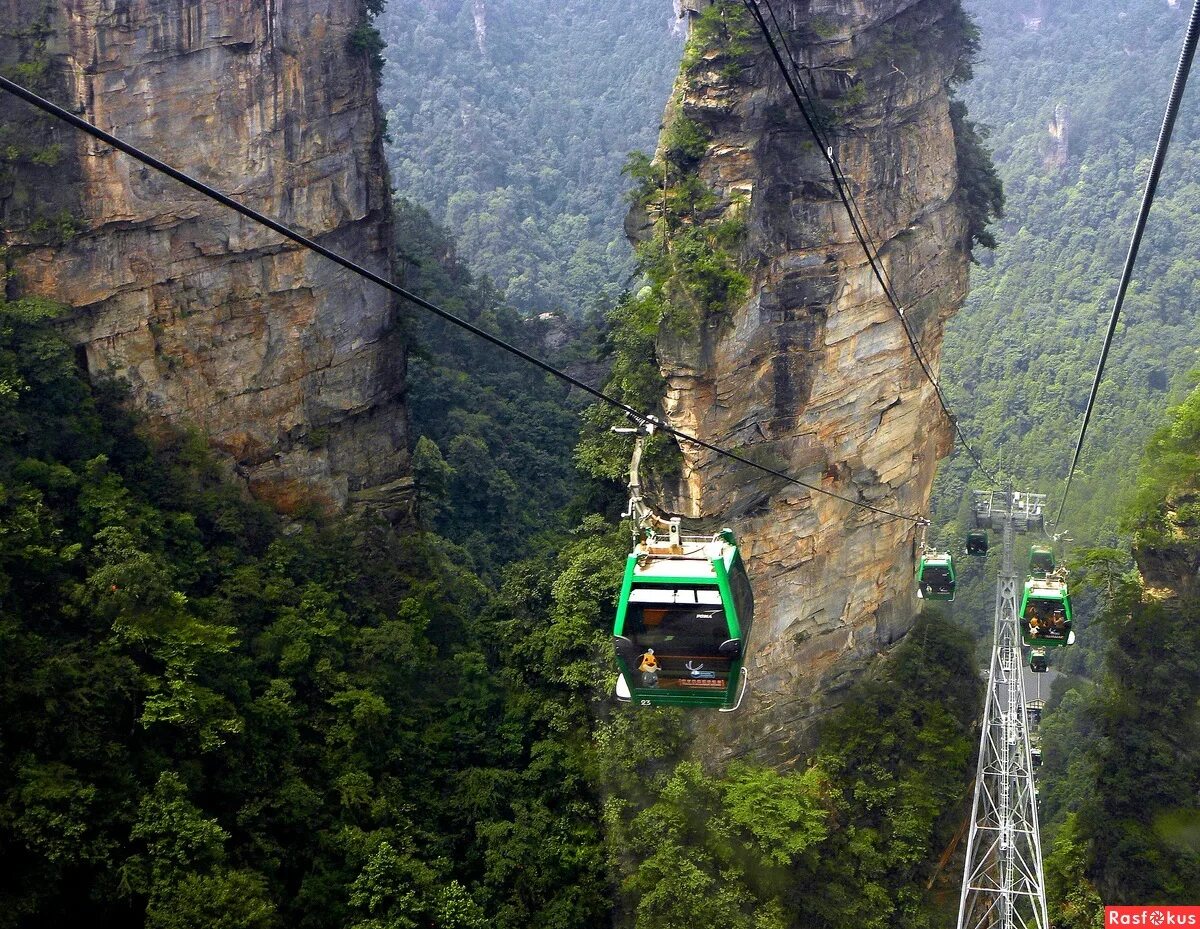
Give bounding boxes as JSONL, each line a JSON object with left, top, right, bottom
{"left": 656, "top": 0, "right": 969, "bottom": 759}
{"left": 0, "top": 1, "right": 407, "bottom": 513}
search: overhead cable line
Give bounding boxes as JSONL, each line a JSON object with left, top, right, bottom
{"left": 758, "top": 0, "right": 887, "bottom": 264}
{"left": 0, "top": 74, "right": 927, "bottom": 526}
{"left": 742, "top": 0, "right": 998, "bottom": 484}
{"left": 1053, "top": 0, "right": 1200, "bottom": 530}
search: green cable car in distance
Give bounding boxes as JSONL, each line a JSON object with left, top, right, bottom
{"left": 1020, "top": 575, "right": 1075, "bottom": 649}
{"left": 610, "top": 416, "right": 753, "bottom": 711}
{"left": 1029, "top": 545, "right": 1056, "bottom": 577}
{"left": 966, "top": 531, "right": 989, "bottom": 556}
{"left": 613, "top": 528, "right": 752, "bottom": 709}
{"left": 916, "top": 550, "right": 956, "bottom": 601}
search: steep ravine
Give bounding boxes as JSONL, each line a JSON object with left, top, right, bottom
{"left": 0, "top": 0, "right": 408, "bottom": 515}
{"left": 645, "top": 0, "right": 974, "bottom": 760}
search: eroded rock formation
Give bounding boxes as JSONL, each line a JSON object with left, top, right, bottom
{"left": 0, "top": 0, "right": 408, "bottom": 515}
{"left": 1046, "top": 102, "right": 1070, "bottom": 168}
{"left": 642, "top": 0, "right": 973, "bottom": 760}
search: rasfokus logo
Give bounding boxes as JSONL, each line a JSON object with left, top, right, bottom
{"left": 1106, "top": 907, "right": 1200, "bottom": 926}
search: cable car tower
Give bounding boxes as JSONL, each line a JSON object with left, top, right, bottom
{"left": 957, "top": 490, "right": 1050, "bottom": 929}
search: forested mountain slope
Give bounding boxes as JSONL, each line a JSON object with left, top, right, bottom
{"left": 1033, "top": 383, "right": 1200, "bottom": 925}
{"left": 375, "top": 0, "right": 684, "bottom": 315}
{"left": 0, "top": 208, "right": 987, "bottom": 928}
{"left": 939, "top": 0, "right": 1200, "bottom": 541}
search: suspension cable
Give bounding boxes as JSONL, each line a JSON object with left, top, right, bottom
{"left": 759, "top": 0, "right": 887, "bottom": 264}
{"left": 0, "top": 74, "right": 929, "bottom": 526}
{"left": 1054, "top": 0, "right": 1200, "bottom": 530}
{"left": 742, "top": 0, "right": 998, "bottom": 484}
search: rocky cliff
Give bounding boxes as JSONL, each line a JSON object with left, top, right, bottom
{"left": 640, "top": 0, "right": 973, "bottom": 760}
{"left": 0, "top": 0, "right": 408, "bottom": 515}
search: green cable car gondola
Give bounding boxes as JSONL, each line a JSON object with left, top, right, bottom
{"left": 1029, "top": 545, "right": 1056, "bottom": 577}
{"left": 966, "top": 531, "right": 989, "bottom": 556}
{"left": 1030, "top": 648, "right": 1048, "bottom": 673}
{"left": 612, "top": 528, "right": 753, "bottom": 710}
{"left": 610, "top": 418, "right": 753, "bottom": 711}
{"left": 916, "top": 551, "right": 956, "bottom": 601}
{"left": 1020, "top": 576, "right": 1075, "bottom": 648}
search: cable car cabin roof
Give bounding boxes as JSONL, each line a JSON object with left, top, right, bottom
{"left": 628, "top": 535, "right": 738, "bottom": 583}
{"left": 1024, "top": 581, "right": 1068, "bottom": 599}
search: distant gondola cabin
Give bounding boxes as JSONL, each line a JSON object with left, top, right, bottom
{"left": 1020, "top": 578, "right": 1074, "bottom": 648}
{"left": 916, "top": 552, "right": 956, "bottom": 601}
{"left": 966, "top": 531, "right": 989, "bottom": 556}
{"left": 1029, "top": 545, "right": 1056, "bottom": 577}
{"left": 613, "top": 529, "right": 752, "bottom": 710}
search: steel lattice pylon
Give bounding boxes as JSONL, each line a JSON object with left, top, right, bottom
{"left": 957, "top": 491, "right": 1050, "bottom": 929}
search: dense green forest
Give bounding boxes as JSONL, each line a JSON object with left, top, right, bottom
{"left": 0, "top": 204, "right": 994, "bottom": 927}
{"left": 392, "top": 197, "right": 603, "bottom": 576}
{"left": 930, "top": 1, "right": 1200, "bottom": 916}
{"left": 938, "top": 0, "right": 1200, "bottom": 543}
{"left": 931, "top": 0, "right": 1200, "bottom": 690}
{"left": 0, "top": 286, "right": 614, "bottom": 928}
{"left": 5, "top": 0, "right": 1200, "bottom": 924}
{"left": 375, "top": 0, "right": 683, "bottom": 316}
{"left": 1034, "top": 383, "right": 1200, "bottom": 926}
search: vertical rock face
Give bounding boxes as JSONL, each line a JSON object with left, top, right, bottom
{"left": 1046, "top": 102, "right": 1070, "bottom": 168}
{"left": 645, "top": 0, "right": 970, "bottom": 761}
{"left": 0, "top": 0, "right": 408, "bottom": 514}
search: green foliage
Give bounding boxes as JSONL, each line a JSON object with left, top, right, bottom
{"left": 146, "top": 869, "right": 279, "bottom": 929}
{"left": 22, "top": 208, "right": 83, "bottom": 245}
{"left": 0, "top": 9, "right": 55, "bottom": 91}
{"left": 937, "top": 0, "right": 1200, "bottom": 561}
{"left": 797, "top": 614, "right": 980, "bottom": 929}
{"left": 680, "top": 0, "right": 754, "bottom": 77}
{"left": 1031, "top": 385, "right": 1200, "bottom": 912}
{"left": 941, "top": 0, "right": 982, "bottom": 86}
{"left": 575, "top": 106, "right": 747, "bottom": 483}
{"left": 720, "top": 763, "right": 831, "bottom": 866}
{"left": 661, "top": 114, "right": 710, "bottom": 170}
{"left": 1072, "top": 592, "right": 1200, "bottom": 902}
{"left": 395, "top": 198, "right": 607, "bottom": 573}
{"left": 1126, "top": 378, "right": 1200, "bottom": 547}
{"left": 376, "top": 0, "right": 683, "bottom": 315}
{"left": 0, "top": 297, "right": 611, "bottom": 927}
{"left": 573, "top": 290, "right": 677, "bottom": 482}
{"left": 610, "top": 615, "right": 980, "bottom": 929}
{"left": 0, "top": 285, "right": 1002, "bottom": 928}
{"left": 349, "top": 23, "right": 386, "bottom": 84}
{"left": 950, "top": 99, "right": 1004, "bottom": 256}
{"left": 350, "top": 1, "right": 387, "bottom": 84}
{"left": 1044, "top": 815, "right": 1104, "bottom": 929}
